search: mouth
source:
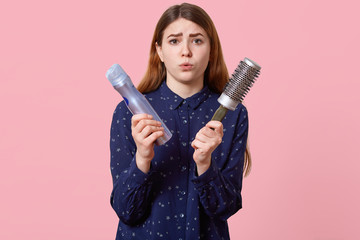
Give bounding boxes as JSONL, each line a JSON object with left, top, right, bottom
{"left": 180, "top": 63, "right": 193, "bottom": 70}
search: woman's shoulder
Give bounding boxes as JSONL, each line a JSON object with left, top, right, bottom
{"left": 221, "top": 102, "right": 248, "bottom": 127}
{"left": 237, "top": 103, "right": 248, "bottom": 114}
{"left": 233, "top": 103, "right": 248, "bottom": 119}
{"left": 112, "top": 100, "right": 131, "bottom": 120}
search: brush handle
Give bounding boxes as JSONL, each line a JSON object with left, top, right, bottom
{"left": 211, "top": 105, "right": 229, "bottom": 122}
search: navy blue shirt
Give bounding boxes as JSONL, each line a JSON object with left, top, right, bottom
{"left": 110, "top": 81, "right": 249, "bottom": 240}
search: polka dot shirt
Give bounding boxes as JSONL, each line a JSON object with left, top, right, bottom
{"left": 110, "top": 81, "right": 248, "bottom": 240}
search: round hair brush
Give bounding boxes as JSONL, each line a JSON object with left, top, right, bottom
{"left": 211, "top": 57, "right": 261, "bottom": 121}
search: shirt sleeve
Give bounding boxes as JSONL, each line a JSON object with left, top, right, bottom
{"left": 191, "top": 105, "right": 249, "bottom": 221}
{"left": 109, "top": 102, "right": 154, "bottom": 225}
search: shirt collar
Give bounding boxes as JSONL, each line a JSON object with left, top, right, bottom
{"left": 159, "top": 81, "right": 212, "bottom": 110}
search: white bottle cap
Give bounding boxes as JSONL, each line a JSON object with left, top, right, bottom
{"left": 106, "top": 64, "right": 130, "bottom": 87}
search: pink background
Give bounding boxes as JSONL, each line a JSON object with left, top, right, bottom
{"left": 1, "top": 0, "right": 359, "bottom": 239}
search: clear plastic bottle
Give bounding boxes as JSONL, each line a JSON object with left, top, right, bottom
{"left": 106, "top": 64, "right": 172, "bottom": 145}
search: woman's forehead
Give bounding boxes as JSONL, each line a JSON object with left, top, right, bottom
{"left": 163, "top": 18, "right": 207, "bottom": 36}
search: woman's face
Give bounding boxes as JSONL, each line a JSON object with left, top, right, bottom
{"left": 156, "top": 18, "right": 210, "bottom": 87}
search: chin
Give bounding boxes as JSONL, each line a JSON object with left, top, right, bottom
{"left": 178, "top": 73, "right": 201, "bottom": 82}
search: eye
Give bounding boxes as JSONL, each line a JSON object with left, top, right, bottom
{"left": 169, "top": 39, "right": 179, "bottom": 45}
{"left": 193, "top": 39, "right": 203, "bottom": 44}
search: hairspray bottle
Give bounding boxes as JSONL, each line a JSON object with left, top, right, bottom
{"left": 106, "top": 64, "right": 172, "bottom": 145}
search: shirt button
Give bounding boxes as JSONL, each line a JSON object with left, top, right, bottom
{"left": 183, "top": 120, "right": 187, "bottom": 124}
{"left": 181, "top": 166, "right": 187, "bottom": 172}
{"left": 179, "top": 213, "right": 185, "bottom": 218}
{"left": 181, "top": 191, "right": 186, "bottom": 195}
{"left": 182, "top": 142, "right": 187, "bottom": 147}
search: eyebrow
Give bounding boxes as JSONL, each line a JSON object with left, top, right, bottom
{"left": 189, "top": 33, "right": 204, "bottom": 37}
{"left": 167, "top": 33, "right": 204, "bottom": 38}
{"left": 167, "top": 33, "right": 182, "bottom": 38}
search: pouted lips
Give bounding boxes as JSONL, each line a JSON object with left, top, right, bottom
{"left": 180, "top": 63, "right": 193, "bottom": 70}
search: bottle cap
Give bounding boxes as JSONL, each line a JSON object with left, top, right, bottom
{"left": 106, "top": 64, "right": 130, "bottom": 87}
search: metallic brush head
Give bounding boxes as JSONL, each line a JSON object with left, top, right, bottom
{"left": 217, "top": 57, "right": 261, "bottom": 111}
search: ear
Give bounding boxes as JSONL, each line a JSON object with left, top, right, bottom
{"left": 155, "top": 42, "right": 164, "bottom": 62}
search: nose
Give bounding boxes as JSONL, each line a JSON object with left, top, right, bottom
{"left": 181, "top": 42, "right": 192, "bottom": 57}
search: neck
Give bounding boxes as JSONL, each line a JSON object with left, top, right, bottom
{"left": 166, "top": 79, "right": 204, "bottom": 99}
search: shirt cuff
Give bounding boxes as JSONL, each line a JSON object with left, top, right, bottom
{"left": 191, "top": 159, "right": 219, "bottom": 188}
{"left": 127, "top": 158, "right": 153, "bottom": 185}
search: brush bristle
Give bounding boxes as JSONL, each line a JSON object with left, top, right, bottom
{"left": 223, "top": 58, "right": 261, "bottom": 103}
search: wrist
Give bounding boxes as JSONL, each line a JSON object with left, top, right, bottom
{"left": 135, "top": 152, "right": 151, "bottom": 174}
{"left": 196, "top": 160, "right": 211, "bottom": 176}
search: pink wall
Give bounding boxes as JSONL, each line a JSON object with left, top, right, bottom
{"left": 1, "top": 0, "right": 359, "bottom": 239}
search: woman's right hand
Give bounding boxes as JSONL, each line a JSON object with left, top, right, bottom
{"left": 131, "top": 114, "right": 164, "bottom": 173}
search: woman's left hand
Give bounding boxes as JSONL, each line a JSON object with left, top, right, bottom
{"left": 191, "top": 121, "right": 223, "bottom": 176}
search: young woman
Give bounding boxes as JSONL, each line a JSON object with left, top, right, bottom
{"left": 110, "top": 3, "right": 251, "bottom": 239}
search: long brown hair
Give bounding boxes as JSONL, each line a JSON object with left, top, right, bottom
{"left": 137, "top": 3, "right": 251, "bottom": 177}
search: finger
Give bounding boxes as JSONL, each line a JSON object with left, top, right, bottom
{"left": 133, "top": 124, "right": 163, "bottom": 144}
{"left": 133, "top": 119, "right": 162, "bottom": 133}
{"left": 197, "top": 125, "right": 221, "bottom": 140}
{"left": 191, "top": 139, "right": 202, "bottom": 151}
{"left": 134, "top": 128, "right": 164, "bottom": 149}
{"left": 131, "top": 114, "right": 152, "bottom": 128}
{"left": 206, "top": 120, "right": 223, "bottom": 131}
{"left": 191, "top": 139, "right": 210, "bottom": 152}
{"left": 143, "top": 129, "right": 164, "bottom": 145}
{"left": 141, "top": 126, "right": 164, "bottom": 139}
{"left": 195, "top": 133, "right": 221, "bottom": 150}
{"left": 200, "top": 127, "right": 218, "bottom": 139}
{"left": 194, "top": 131, "right": 211, "bottom": 144}
{"left": 206, "top": 121, "right": 223, "bottom": 135}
